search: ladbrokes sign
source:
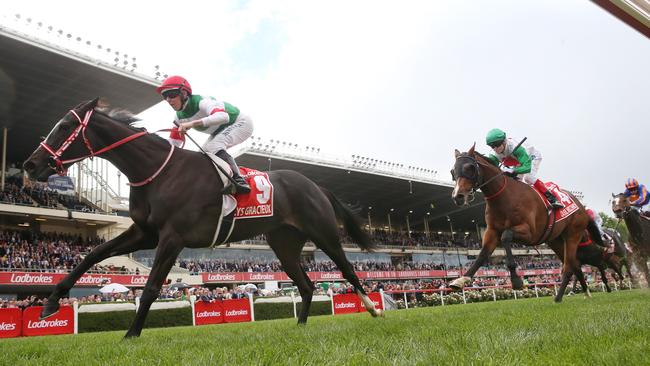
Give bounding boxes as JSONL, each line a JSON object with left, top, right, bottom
{"left": 193, "top": 299, "right": 252, "bottom": 325}
{"left": 332, "top": 292, "right": 384, "bottom": 315}
{"left": 0, "top": 272, "right": 149, "bottom": 287}
{"left": 0, "top": 308, "right": 21, "bottom": 338}
{"left": 22, "top": 306, "right": 74, "bottom": 337}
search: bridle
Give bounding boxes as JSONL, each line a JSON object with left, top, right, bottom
{"left": 38, "top": 108, "right": 172, "bottom": 187}
{"left": 452, "top": 153, "right": 506, "bottom": 201}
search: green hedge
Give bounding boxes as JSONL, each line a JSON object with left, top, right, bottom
{"left": 78, "top": 301, "right": 332, "bottom": 333}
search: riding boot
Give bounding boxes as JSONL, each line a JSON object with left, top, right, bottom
{"left": 533, "top": 179, "right": 564, "bottom": 209}
{"left": 215, "top": 150, "right": 251, "bottom": 194}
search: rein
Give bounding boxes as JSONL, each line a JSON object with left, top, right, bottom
{"left": 40, "top": 108, "right": 171, "bottom": 187}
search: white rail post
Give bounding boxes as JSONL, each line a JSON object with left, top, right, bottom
{"left": 553, "top": 284, "right": 558, "bottom": 296}
{"left": 379, "top": 289, "right": 385, "bottom": 310}
{"left": 330, "top": 293, "right": 335, "bottom": 315}
{"left": 513, "top": 289, "right": 517, "bottom": 300}
{"left": 440, "top": 289, "right": 445, "bottom": 306}
{"left": 403, "top": 292, "right": 409, "bottom": 309}
{"left": 135, "top": 296, "right": 140, "bottom": 312}
{"left": 248, "top": 293, "right": 255, "bottom": 322}
{"left": 492, "top": 288, "right": 496, "bottom": 302}
{"left": 190, "top": 297, "right": 196, "bottom": 326}
{"left": 534, "top": 285, "right": 539, "bottom": 298}
{"left": 462, "top": 289, "right": 467, "bottom": 304}
{"left": 291, "top": 291, "right": 297, "bottom": 319}
{"left": 73, "top": 301, "right": 78, "bottom": 335}
{"left": 601, "top": 282, "right": 606, "bottom": 292}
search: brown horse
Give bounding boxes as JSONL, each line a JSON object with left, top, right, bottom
{"left": 450, "top": 145, "right": 603, "bottom": 302}
{"left": 612, "top": 193, "right": 650, "bottom": 286}
{"left": 22, "top": 98, "right": 382, "bottom": 338}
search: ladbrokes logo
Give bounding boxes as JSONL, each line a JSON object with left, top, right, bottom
{"left": 76, "top": 275, "right": 112, "bottom": 285}
{"left": 0, "top": 322, "right": 16, "bottom": 331}
{"left": 249, "top": 273, "right": 275, "bottom": 280}
{"left": 10, "top": 273, "right": 54, "bottom": 284}
{"left": 225, "top": 309, "right": 248, "bottom": 316}
{"left": 196, "top": 311, "right": 221, "bottom": 318}
{"left": 320, "top": 273, "right": 342, "bottom": 279}
{"left": 27, "top": 319, "right": 69, "bottom": 329}
{"left": 130, "top": 276, "right": 147, "bottom": 285}
{"left": 335, "top": 302, "right": 356, "bottom": 309}
{"left": 207, "top": 274, "right": 236, "bottom": 281}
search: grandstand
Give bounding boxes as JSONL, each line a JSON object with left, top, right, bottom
{"left": 0, "top": 15, "right": 560, "bottom": 302}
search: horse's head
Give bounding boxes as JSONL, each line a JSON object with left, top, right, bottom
{"left": 611, "top": 193, "right": 631, "bottom": 219}
{"left": 23, "top": 98, "right": 100, "bottom": 181}
{"left": 451, "top": 144, "right": 482, "bottom": 206}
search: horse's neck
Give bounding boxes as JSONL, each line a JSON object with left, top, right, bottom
{"left": 625, "top": 211, "right": 649, "bottom": 243}
{"left": 99, "top": 129, "right": 172, "bottom": 184}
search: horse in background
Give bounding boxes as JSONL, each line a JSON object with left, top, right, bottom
{"left": 450, "top": 145, "right": 603, "bottom": 302}
{"left": 22, "top": 98, "right": 383, "bottom": 338}
{"left": 612, "top": 193, "right": 650, "bottom": 286}
{"left": 567, "top": 227, "right": 628, "bottom": 293}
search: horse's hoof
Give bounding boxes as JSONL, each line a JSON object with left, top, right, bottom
{"left": 554, "top": 297, "right": 563, "bottom": 304}
{"left": 449, "top": 276, "right": 470, "bottom": 290}
{"left": 40, "top": 303, "right": 60, "bottom": 320}
{"left": 511, "top": 277, "right": 524, "bottom": 290}
{"left": 373, "top": 309, "right": 384, "bottom": 318}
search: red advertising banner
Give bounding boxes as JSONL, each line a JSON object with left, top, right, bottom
{"left": 223, "top": 298, "right": 252, "bottom": 323}
{"left": 332, "top": 293, "right": 361, "bottom": 314}
{"left": 22, "top": 306, "right": 74, "bottom": 337}
{"left": 0, "top": 272, "right": 148, "bottom": 287}
{"left": 332, "top": 292, "right": 385, "bottom": 315}
{"left": 202, "top": 269, "right": 562, "bottom": 283}
{"left": 0, "top": 308, "right": 22, "bottom": 338}
{"left": 194, "top": 301, "right": 225, "bottom": 326}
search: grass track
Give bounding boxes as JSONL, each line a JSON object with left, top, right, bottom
{"left": 3, "top": 290, "right": 649, "bottom": 365}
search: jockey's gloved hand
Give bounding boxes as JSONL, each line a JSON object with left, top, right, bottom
{"left": 502, "top": 168, "right": 518, "bottom": 178}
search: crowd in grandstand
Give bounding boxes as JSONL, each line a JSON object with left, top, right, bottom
{"left": 0, "top": 230, "right": 106, "bottom": 272}
{"left": 0, "top": 171, "right": 95, "bottom": 212}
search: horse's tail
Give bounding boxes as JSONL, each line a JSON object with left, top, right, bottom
{"left": 587, "top": 219, "right": 605, "bottom": 247}
{"left": 320, "top": 187, "right": 375, "bottom": 251}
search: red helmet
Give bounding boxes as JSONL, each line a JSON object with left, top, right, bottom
{"left": 156, "top": 75, "right": 192, "bottom": 95}
{"left": 625, "top": 178, "right": 639, "bottom": 190}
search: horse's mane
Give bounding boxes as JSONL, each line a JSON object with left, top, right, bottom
{"left": 91, "top": 101, "right": 168, "bottom": 144}
{"left": 474, "top": 151, "right": 499, "bottom": 168}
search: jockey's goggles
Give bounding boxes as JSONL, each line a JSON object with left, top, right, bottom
{"left": 488, "top": 140, "right": 504, "bottom": 148}
{"left": 162, "top": 89, "right": 182, "bottom": 100}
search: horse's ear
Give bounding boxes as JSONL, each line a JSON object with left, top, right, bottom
{"left": 468, "top": 143, "right": 476, "bottom": 155}
{"left": 75, "top": 98, "right": 100, "bottom": 112}
{"left": 455, "top": 149, "right": 460, "bottom": 158}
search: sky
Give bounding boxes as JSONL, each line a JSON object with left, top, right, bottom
{"left": 3, "top": 0, "right": 649, "bottom": 215}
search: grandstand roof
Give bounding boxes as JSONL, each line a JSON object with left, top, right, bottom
{"left": 234, "top": 139, "right": 487, "bottom": 233}
{"left": 0, "top": 25, "right": 161, "bottom": 163}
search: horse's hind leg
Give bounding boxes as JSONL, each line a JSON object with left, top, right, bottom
{"left": 265, "top": 226, "right": 313, "bottom": 324}
{"left": 598, "top": 266, "right": 611, "bottom": 292}
{"left": 309, "top": 227, "right": 382, "bottom": 317}
{"left": 42, "top": 225, "right": 156, "bottom": 319}
{"left": 125, "top": 233, "right": 183, "bottom": 339}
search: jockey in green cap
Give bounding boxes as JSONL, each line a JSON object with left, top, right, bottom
{"left": 485, "top": 128, "right": 563, "bottom": 209}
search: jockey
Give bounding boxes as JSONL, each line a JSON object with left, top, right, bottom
{"left": 157, "top": 75, "right": 253, "bottom": 194}
{"left": 623, "top": 178, "right": 650, "bottom": 212}
{"left": 485, "top": 128, "right": 563, "bottom": 209}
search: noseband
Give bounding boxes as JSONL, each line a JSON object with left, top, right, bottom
{"left": 452, "top": 154, "right": 506, "bottom": 201}
{"left": 39, "top": 109, "right": 147, "bottom": 175}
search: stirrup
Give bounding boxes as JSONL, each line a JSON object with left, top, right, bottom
{"left": 233, "top": 177, "right": 251, "bottom": 194}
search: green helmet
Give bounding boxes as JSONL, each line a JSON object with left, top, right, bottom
{"left": 486, "top": 128, "right": 506, "bottom": 146}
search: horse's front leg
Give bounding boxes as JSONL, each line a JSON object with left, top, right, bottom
{"left": 124, "top": 232, "right": 183, "bottom": 339}
{"left": 42, "top": 225, "right": 156, "bottom": 319}
{"left": 501, "top": 230, "right": 524, "bottom": 290}
{"left": 449, "top": 228, "right": 499, "bottom": 290}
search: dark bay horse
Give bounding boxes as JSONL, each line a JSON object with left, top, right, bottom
{"left": 22, "top": 98, "right": 382, "bottom": 338}
{"left": 450, "top": 145, "right": 603, "bottom": 302}
{"left": 612, "top": 193, "right": 650, "bottom": 286}
{"left": 568, "top": 227, "right": 628, "bottom": 293}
